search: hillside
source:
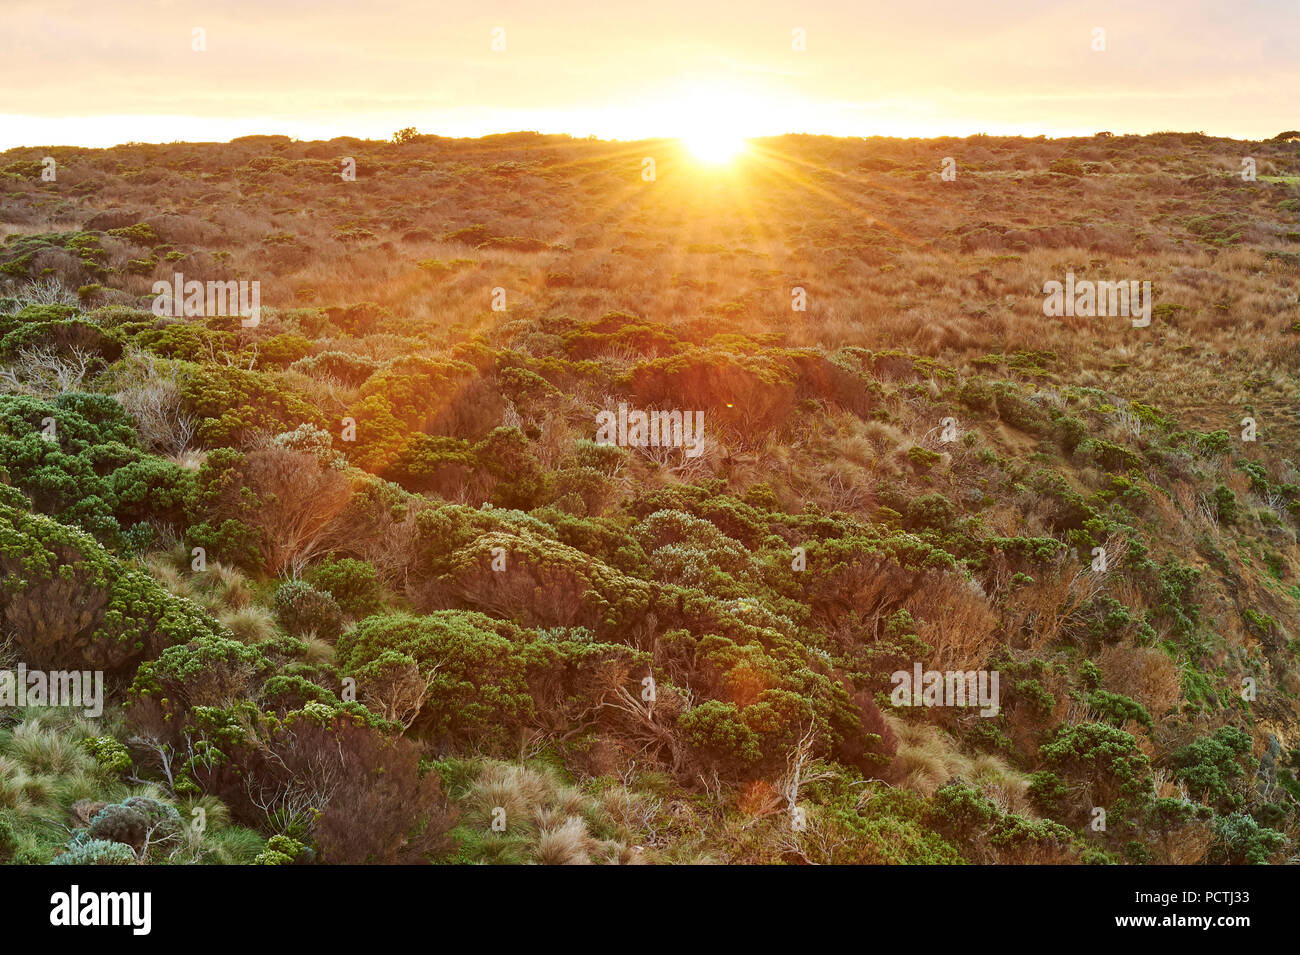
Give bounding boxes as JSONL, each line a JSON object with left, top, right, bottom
{"left": 0, "top": 130, "right": 1298, "bottom": 865}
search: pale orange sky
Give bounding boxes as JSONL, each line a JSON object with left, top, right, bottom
{"left": 1, "top": 0, "right": 1297, "bottom": 148}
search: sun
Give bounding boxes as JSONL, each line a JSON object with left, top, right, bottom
{"left": 683, "top": 129, "right": 747, "bottom": 164}
{"left": 668, "top": 84, "right": 757, "bottom": 165}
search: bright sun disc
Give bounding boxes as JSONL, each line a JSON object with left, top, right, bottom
{"left": 683, "top": 130, "right": 746, "bottom": 163}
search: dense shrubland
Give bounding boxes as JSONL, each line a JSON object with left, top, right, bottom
{"left": 0, "top": 130, "right": 1298, "bottom": 863}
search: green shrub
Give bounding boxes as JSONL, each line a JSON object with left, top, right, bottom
{"left": 50, "top": 838, "right": 137, "bottom": 865}
{"left": 1211, "top": 484, "right": 1238, "bottom": 524}
{"left": 335, "top": 611, "right": 535, "bottom": 745}
{"left": 904, "top": 492, "right": 956, "bottom": 533}
{"left": 82, "top": 736, "right": 132, "bottom": 775}
{"left": 1049, "top": 157, "right": 1084, "bottom": 176}
{"left": 274, "top": 580, "right": 345, "bottom": 639}
{"left": 1143, "top": 796, "right": 1212, "bottom": 842}
{"left": 106, "top": 222, "right": 162, "bottom": 246}
{"left": 1078, "top": 659, "right": 1102, "bottom": 691}
{"left": 180, "top": 364, "right": 326, "bottom": 447}
{"left": 988, "top": 813, "right": 1074, "bottom": 853}
{"left": 678, "top": 700, "right": 763, "bottom": 774}
{"left": 253, "top": 834, "right": 311, "bottom": 865}
{"left": 473, "top": 427, "right": 549, "bottom": 509}
{"left": 1026, "top": 771, "right": 1072, "bottom": 818}
{"left": 1170, "top": 726, "right": 1252, "bottom": 812}
{"left": 88, "top": 804, "right": 149, "bottom": 849}
{"left": 0, "top": 503, "right": 226, "bottom": 671}
{"left": 1194, "top": 429, "right": 1233, "bottom": 457}
{"left": 131, "top": 634, "right": 272, "bottom": 710}
{"left": 907, "top": 446, "right": 941, "bottom": 470}
{"left": 1040, "top": 722, "right": 1152, "bottom": 803}
{"left": 1086, "top": 689, "right": 1153, "bottom": 729}
{"left": 1056, "top": 415, "right": 1089, "bottom": 454}
{"left": 1211, "top": 812, "right": 1286, "bottom": 864}
{"left": 307, "top": 557, "right": 384, "bottom": 617}
{"left": 929, "top": 782, "right": 998, "bottom": 837}
{"left": 1010, "top": 678, "right": 1056, "bottom": 715}
{"left": 290, "top": 350, "right": 380, "bottom": 385}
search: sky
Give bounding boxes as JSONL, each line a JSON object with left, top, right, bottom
{"left": 1, "top": 0, "right": 1297, "bottom": 149}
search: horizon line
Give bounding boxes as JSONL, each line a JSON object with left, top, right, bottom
{"left": 4, "top": 127, "right": 1297, "bottom": 153}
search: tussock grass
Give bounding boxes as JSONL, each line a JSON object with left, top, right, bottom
{"left": 447, "top": 759, "right": 660, "bottom": 864}
{"left": 885, "top": 713, "right": 1031, "bottom": 813}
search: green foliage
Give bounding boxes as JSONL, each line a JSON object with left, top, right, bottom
{"left": 132, "top": 633, "right": 272, "bottom": 710}
{"left": 1153, "top": 557, "right": 1203, "bottom": 639}
{"left": 1170, "top": 726, "right": 1252, "bottom": 812}
{"left": 1055, "top": 415, "right": 1089, "bottom": 454}
{"left": 5, "top": 134, "right": 1296, "bottom": 869}
{"left": 274, "top": 580, "right": 345, "bottom": 639}
{"left": 1143, "top": 796, "right": 1212, "bottom": 838}
{"left": 50, "top": 838, "right": 137, "bottom": 865}
{"left": 106, "top": 222, "right": 162, "bottom": 246}
{"left": 1040, "top": 722, "right": 1152, "bottom": 803}
{"left": 678, "top": 700, "right": 763, "bottom": 772}
{"left": 336, "top": 612, "right": 535, "bottom": 745}
{"left": 136, "top": 323, "right": 231, "bottom": 361}
{"left": 0, "top": 316, "right": 122, "bottom": 361}
{"left": 930, "top": 782, "right": 1076, "bottom": 862}
{"left": 291, "top": 350, "right": 380, "bottom": 386}
{"left": 907, "top": 445, "right": 941, "bottom": 470}
{"left": 1086, "top": 689, "right": 1153, "bottom": 729}
{"left": 799, "top": 780, "right": 963, "bottom": 864}
{"left": 253, "top": 834, "right": 310, "bottom": 865}
{"left": 82, "top": 736, "right": 131, "bottom": 775}
{"left": 0, "top": 503, "right": 224, "bottom": 670}
{"left": 411, "top": 504, "right": 652, "bottom": 635}
{"left": 1049, "top": 157, "right": 1085, "bottom": 176}
{"left": 1078, "top": 658, "right": 1102, "bottom": 691}
{"left": 1027, "top": 771, "right": 1072, "bottom": 818}
{"left": 250, "top": 333, "right": 313, "bottom": 368}
{"left": 929, "top": 782, "right": 999, "bottom": 837}
{"left": 566, "top": 438, "right": 629, "bottom": 475}
{"left": 987, "top": 813, "right": 1074, "bottom": 855}
{"left": 1010, "top": 678, "right": 1056, "bottom": 715}
{"left": 1210, "top": 812, "right": 1286, "bottom": 865}
{"left": 387, "top": 434, "right": 475, "bottom": 496}
{"left": 1211, "top": 484, "right": 1238, "bottom": 524}
{"left": 0, "top": 392, "right": 182, "bottom": 544}
{"left": 904, "top": 492, "right": 956, "bottom": 533}
{"left": 474, "top": 427, "right": 548, "bottom": 509}
{"left": 180, "top": 364, "right": 326, "bottom": 447}
{"left": 1079, "top": 595, "right": 1134, "bottom": 645}
{"left": 88, "top": 803, "right": 148, "bottom": 848}
{"left": 0, "top": 812, "right": 16, "bottom": 863}
{"left": 307, "top": 557, "right": 384, "bottom": 617}
{"left": 1194, "top": 429, "right": 1233, "bottom": 457}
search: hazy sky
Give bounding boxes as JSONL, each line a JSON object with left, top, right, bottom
{"left": 2, "top": 0, "right": 1297, "bottom": 148}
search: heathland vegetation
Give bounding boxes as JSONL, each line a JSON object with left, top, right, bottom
{"left": 0, "top": 129, "right": 1297, "bottom": 863}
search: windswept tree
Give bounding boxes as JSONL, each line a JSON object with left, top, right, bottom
{"left": 190, "top": 441, "right": 354, "bottom": 576}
